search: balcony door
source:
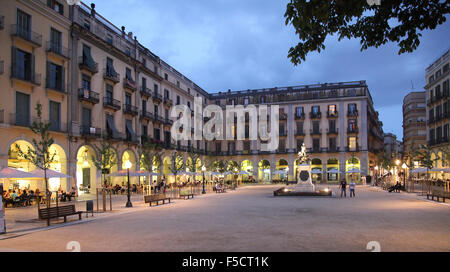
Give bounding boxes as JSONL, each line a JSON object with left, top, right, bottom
{"left": 82, "top": 107, "right": 91, "bottom": 132}
{"left": 17, "top": 9, "right": 31, "bottom": 38}
{"left": 15, "top": 92, "right": 30, "bottom": 126}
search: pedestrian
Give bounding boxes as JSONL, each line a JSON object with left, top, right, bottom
{"left": 350, "top": 180, "right": 356, "bottom": 198}
{"left": 340, "top": 180, "right": 347, "bottom": 198}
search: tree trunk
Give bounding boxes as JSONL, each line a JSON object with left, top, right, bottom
{"left": 45, "top": 169, "right": 50, "bottom": 226}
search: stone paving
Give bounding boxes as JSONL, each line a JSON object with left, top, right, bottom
{"left": 0, "top": 185, "right": 449, "bottom": 252}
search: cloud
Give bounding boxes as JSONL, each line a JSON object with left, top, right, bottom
{"left": 94, "top": 1, "right": 450, "bottom": 139}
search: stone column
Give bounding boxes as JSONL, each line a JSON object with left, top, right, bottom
{"left": 288, "top": 105, "right": 294, "bottom": 152}
{"left": 340, "top": 152, "right": 346, "bottom": 182}
{"left": 322, "top": 160, "right": 327, "bottom": 184}
{"left": 288, "top": 153, "right": 294, "bottom": 181}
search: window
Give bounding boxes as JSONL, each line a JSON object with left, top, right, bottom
{"left": 429, "top": 75, "right": 435, "bottom": 84}
{"left": 47, "top": 62, "right": 64, "bottom": 91}
{"left": 348, "top": 137, "right": 357, "bottom": 151}
{"left": 125, "top": 68, "right": 134, "bottom": 82}
{"left": 82, "top": 75, "right": 91, "bottom": 90}
{"left": 187, "top": 101, "right": 191, "bottom": 109}
{"left": 49, "top": 101, "right": 60, "bottom": 131}
{"left": 313, "top": 139, "right": 320, "bottom": 152}
{"left": 328, "top": 104, "right": 337, "bottom": 115}
{"left": 142, "top": 125, "right": 148, "bottom": 138}
{"left": 83, "top": 19, "right": 90, "bottom": 31}
{"left": 436, "top": 85, "right": 441, "bottom": 97}
{"left": 154, "top": 105, "right": 159, "bottom": 116}
{"left": 125, "top": 47, "right": 131, "bottom": 56}
{"left": 312, "top": 121, "right": 320, "bottom": 133}
{"left": 260, "top": 96, "right": 266, "bottom": 103}
{"left": 12, "top": 47, "right": 33, "bottom": 81}
{"left": 47, "top": 0, "right": 64, "bottom": 15}
{"left": 348, "top": 119, "right": 357, "bottom": 132}
{"left": 216, "top": 143, "right": 221, "bottom": 153}
{"left": 17, "top": 9, "right": 31, "bottom": 37}
{"left": 329, "top": 137, "right": 337, "bottom": 151}
{"left": 312, "top": 106, "right": 320, "bottom": 114}
{"left": 82, "top": 44, "right": 95, "bottom": 67}
{"left": 106, "top": 34, "right": 113, "bottom": 45}
{"left": 296, "top": 122, "right": 303, "bottom": 133}
{"left": 444, "top": 63, "right": 449, "bottom": 73}
{"left": 279, "top": 140, "right": 286, "bottom": 151}
{"left": 141, "top": 77, "right": 146, "bottom": 89}
{"left": 176, "top": 95, "right": 180, "bottom": 105}
{"left": 106, "top": 57, "right": 116, "bottom": 76}
{"left": 348, "top": 104, "right": 357, "bottom": 114}
{"left": 164, "top": 73, "right": 168, "bottom": 80}
{"left": 125, "top": 93, "right": 131, "bottom": 106}
{"left": 296, "top": 107, "right": 304, "bottom": 117}
{"left": 437, "top": 126, "right": 443, "bottom": 143}
{"left": 164, "top": 89, "right": 169, "bottom": 99}
{"left": 244, "top": 98, "right": 249, "bottom": 105}
{"left": 177, "top": 81, "right": 180, "bottom": 88}
{"left": 81, "top": 108, "right": 91, "bottom": 133}
{"left": 154, "top": 84, "right": 159, "bottom": 95}
{"left": 125, "top": 119, "right": 136, "bottom": 142}
{"left": 296, "top": 139, "right": 304, "bottom": 150}
{"left": 329, "top": 120, "right": 336, "bottom": 132}
{"left": 153, "top": 128, "right": 160, "bottom": 140}
{"left": 50, "top": 28, "right": 62, "bottom": 54}
{"left": 142, "top": 100, "right": 147, "bottom": 112}
{"left": 15, "top": 92, "right": 30, "bottom": 126}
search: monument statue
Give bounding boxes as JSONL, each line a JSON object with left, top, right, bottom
{"left": 294, "top": 143, "right": 315, "bottom": 192}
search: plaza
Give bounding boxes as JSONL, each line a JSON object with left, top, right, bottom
{"left": 0, "top": 185, "right": 449, "bottom": 252}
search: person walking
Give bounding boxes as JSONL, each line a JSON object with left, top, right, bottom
{"left": 350, "top": 180, "right": 356, "bottom": 198}
{"left": 340, "top": 180, "right": 347, "bottom": 198}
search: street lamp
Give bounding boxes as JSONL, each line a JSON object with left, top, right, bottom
{"left": 202, "top": 165, "right": 206, "bottom": 194}
{"left": 234, "top": 167, "right": 238, "bottom": 189}
{"left": 124, "top": 160, "right": 133, "bottom": 208}
{"left": 402, "top": 163, "right": 407, "bottom": 188}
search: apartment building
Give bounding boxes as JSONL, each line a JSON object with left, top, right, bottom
{"left": 426, "top": 49, "right": 450, "bottom": 168}
{"left": 384, "top": 133, "right": 403, "bottom": 161}
{"left": 0, "top": 0, "right": 71, "bottom": 191}
{"left": 0, "top": 1, "right": 385, "bottom": 194}
{"left": 402, "top": 91, "right": 427, "bottom": 159}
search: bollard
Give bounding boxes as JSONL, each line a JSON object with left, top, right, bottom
{"left": 102, "top": 189, "right": 106, "bottom": 212}
{"left": 109, "top": 189, "right": 112, "bottom": 211}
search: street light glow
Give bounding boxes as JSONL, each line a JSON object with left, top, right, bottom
{"left": 124, "top": 160, "right": 132, "bottom": 169}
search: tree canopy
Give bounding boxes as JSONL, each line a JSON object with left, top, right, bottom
{"left": 284, "top": 0, "right": 450, "bottom": 65}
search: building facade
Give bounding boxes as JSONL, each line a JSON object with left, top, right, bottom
{"left": 426, "top": 49, "right": 450, "bottom": 168}
{"left": 402, "top": 91, "right": 427, "bottom": 158}
{"left": 384, "top": 133, "right": 403, "bottom": 161}
{"left": 0, "top": 1, "right": 385, "bottom": 194}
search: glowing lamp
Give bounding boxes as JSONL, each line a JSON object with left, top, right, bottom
{"left": 124, "top": 160, "right": 132, "bottom": 170}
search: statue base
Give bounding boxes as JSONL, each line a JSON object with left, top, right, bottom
{"left": 293, "top": 164, "right": 315, "bottom": 193}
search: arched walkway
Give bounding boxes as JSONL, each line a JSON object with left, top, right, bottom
{"left": 311, "top": 158, "right": 322, "bottom": 183}
{"left": 326, "top": 158, "right": 339, "bottom": 183}
{"left": 346, "top": 157, "right": 361, "bottom": 183}
{"left": 275, "top": 159, "right": 289, "bottom": 181}
{"left": 76, "top": 145, "right": 97, "bottom": 195}
{"left": 241, "top": 160, "right": 253, "bottom": 182}
{"left": 258, "top": 160, "right": 271, "bottom": 183}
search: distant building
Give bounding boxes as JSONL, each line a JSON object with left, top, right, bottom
{"left": 402, "top": 91, "right": 427, "bottom": 158}
{"left": 384, "top": 133, "right": 403, "bottom": 160}
{"left": 425, "top": 49, "right": 450, "bottom": 167}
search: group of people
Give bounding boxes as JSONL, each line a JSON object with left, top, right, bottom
{"left": 57, "top": 186, "right": 77, "bottom": 202}
{"left": 339, "top": 180, "right": 357, "bottom": 198}
{"left": 2, "top": 188, "right": 49, "bottom": 207}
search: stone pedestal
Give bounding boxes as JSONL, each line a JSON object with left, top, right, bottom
{"left": 293, "top": 164, "right": 315, "bottom": 193}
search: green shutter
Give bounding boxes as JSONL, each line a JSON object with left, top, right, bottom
{"left": 11, "top": 47, "right": 17, "bottom": 76}
{"left": 31, "top": 54, "right": 36, "bottom": 84}
{"left": 46, "top": 61, "right": 50, "bottom": 88}
{"left": 61, "top": 65, "right": 65, "bottom": 92}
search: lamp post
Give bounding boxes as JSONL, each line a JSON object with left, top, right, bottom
{"left": 202, "top": 165, "right": 206, "bottom": 194}
{"left": 234, "top": 167, "right": 238, "bottom": 189}
{"left": 395, "top": 159, "right": 401, "bottom": 185}
{"left": 374, "top": 166, "right": 379, "bottom": 185}
{"left": 402, "top": 163, "right": 407, "bottom": 188}
{"left": 124, "top": 160, "right": 132, "bottom": 208}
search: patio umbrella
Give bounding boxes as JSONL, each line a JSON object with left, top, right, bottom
{"left": 327, "top": 169, "right": 341, "bottom": 174}
{"left": 346, "top": 168, "right": 361, "bottom": 174}
{"left": 311, "top": 169, "right": 322, "bottom": 174}
{"left": 210, "top": 172, "right": 222, "bottom": 176}
{"left": 238, "top": 170, "right": 251, "bottom": 175}
{"left": 223, "top": 171, "right": 234, "bottom": 176}
{"left": 272, "top": 170, "right": 287, "bottom": 175}
{"left": 409, "top": 168, "right": 428, "bottom": 174}
{"left": 30, "top": 168, "right": 71, "bottom": 179}
{"left": 0, "top": 168, "right": 42, "bottom": 179}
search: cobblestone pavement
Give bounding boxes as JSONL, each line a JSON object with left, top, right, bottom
{"left": 0, "top": 185, "right": 449, "bottom": 252}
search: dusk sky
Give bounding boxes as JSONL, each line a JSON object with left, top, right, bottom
{"left": 91, "top": 0, "right": 450, "bottom": 140}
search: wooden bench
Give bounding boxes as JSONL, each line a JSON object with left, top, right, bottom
{"left": 427, "top": 190, "right": 450, "bottom": 203}
{"left": 144, "top": 194, "right": 171, "bottom": 207}
{"left": 215, "top": 188, "right": 226, "bottom": 194}
{"left": 38, "top": 205, "right": 83, "bottom": 223}
{"left": 179, "top": 193, "right": 194, "bottom": 200}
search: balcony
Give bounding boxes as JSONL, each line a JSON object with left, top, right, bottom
{"left": 103, "top": 97, "right": 121, "bottom": 111}
{"left": 279, "top": 130, "right": 287, "bottom": 137}
{"left": 310, "top": 128, "right": 322, "bottom": 135}
{"left": 310, "top": 112, "right": 322, "bottom": 119}
{"left": 80, "top": 126, "right": 102, "bottom": 138}
{"left": 279, "top": 113, "right": 288, "bottom": 120}
{"left": 327, "top": 111, "right": 338, "bottom": 118}
{"left": 153, "top": 93, "right": 162, "bottom": 103}
{"left": 153, "top": 114, "right": 164, "bottom": 124}
{"left": 347, "top": 110, "right": 359, "bottom": 117}
{"left": 10, "top": 25, "right": 42, "bottom": 47}
{"left": 346, "top": 146, "right": 361, "bottom": 152}
{"left": 46, "top": 42, "right": 69, "bottom": 59}
{"left": 123, "top": 104, "right": 138, "bottom": 116}
{"left": 164, "top": 97, "right": 173, "bottom": 107}
{"left": 78, "top": 89, "right": 99, "bottom": 104}
{"left": 123, "top": 78, "right": 137, "bottom": 92}
{"left": 103, "top": 68, "right": 120, "bottom": 84}
{"left": 311, "top": 147, "right": 321, "bottom": 153}
{"left": 427, "top": 117, "right": 436, "bottom": 125}
{"left": 327, "top": 128, "right": 339, "bottom": 135}
{"left": 295, "top": 130, "right": 305, "bottom": 136}
{"left": 295, "top": 113, "right": 305, "bottom": 120}
{"left": 164, "top": 118, "right": 173, "bottom": 126}
{"left": 327, "top": 147, "right": 339, "bottom": 153}
{"left": 140, "top": 86, "right": 152, "bottom": 98}
{"left": 347, "top": 128, "right": 359, "bottom": 134}
{"left": 140, "top": 110, "right": 153, "bottom": 121}
{"left": 78, "top": 56, "right": 98, "bottom": 74}
{"left": 11, "top": 68, "right": 41, "bottom": 86}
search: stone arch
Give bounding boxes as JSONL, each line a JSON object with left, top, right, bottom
{"left": 76, "top": 145, "right": 98, "bottom": 194}
{"left": 326, "top": 157, "right": 340, "bottom": 183}
{"left": 258, "top": 160, "right": 271, "bottom": 183}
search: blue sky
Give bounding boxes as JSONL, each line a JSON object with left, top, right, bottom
{"left": 91, "top": 0, "right": 450, "bottom": 140}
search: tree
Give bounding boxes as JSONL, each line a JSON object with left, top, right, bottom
{"left": 284, "top": 0, "right": 450, "bottom": 65}
{"left": 92, "top": 139, "right": 117, "bottom": 187}
{"left": 169, "top": 152, "right": 185, "bottom": 185}
{"left": 415, "top": 144, "right": 439, "bottom": 193}
{"left": 15, "top": 102, "right": 56, "bottom": 226}
{"left": 139, "top": 139, "right": 162, "bottom": 173}
{"left": 186, "top": 149, "right": 202, "bottom": 174}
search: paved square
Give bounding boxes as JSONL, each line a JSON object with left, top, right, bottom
{"left": 0, "top": 185, "right": 449, "bottom": 252}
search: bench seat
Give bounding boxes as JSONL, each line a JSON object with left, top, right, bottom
{"left": 144, "top": 194, "right": 171, "bottom": 206}
{"left": 38, "top": 205, "right": 83, "bottom": 223}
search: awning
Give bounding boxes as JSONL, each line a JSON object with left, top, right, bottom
{"left": 126, "top": 121, "right": 137, "bottom": 142}
{"left": 107, "top": 115, "right": 120, "bottom": 139}
{"left": 311, "top": 169, "right": 322, "bottom": 174}
{"left": 107, "top": 170, "right": 149, "bottom": 177}
{"left": 0, "top": 168, "right": 41, "bottom": 179}
{"left": 30, "top": 169, "right": 71, "bottom": 179}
